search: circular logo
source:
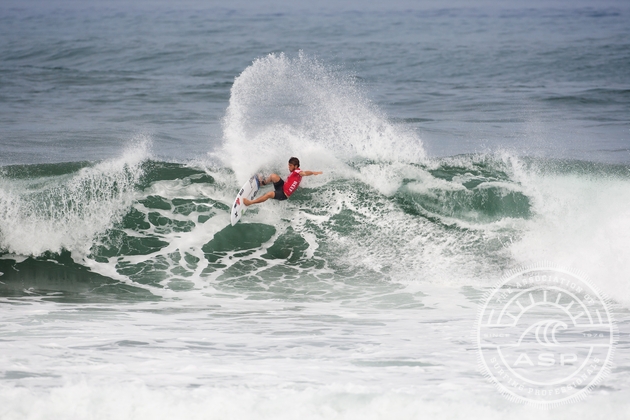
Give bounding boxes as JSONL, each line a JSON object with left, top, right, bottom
{"left": 476, "top": 264, "right": 617, "bottom": 407}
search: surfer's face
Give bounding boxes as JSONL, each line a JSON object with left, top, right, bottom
{"left": 288, "top": 163, "right": 297, "bottom": 172}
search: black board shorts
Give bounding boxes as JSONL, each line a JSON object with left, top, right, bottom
{"left": 273, "top": 179, "right": 288, "bottom": 201}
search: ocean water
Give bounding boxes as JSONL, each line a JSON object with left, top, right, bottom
{"left": 1, "top": 1, "right": 630, "bottom": 418}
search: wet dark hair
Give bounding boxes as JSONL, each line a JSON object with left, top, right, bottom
{"left": 288, "top": 157, "right": 300, "bottom": 168}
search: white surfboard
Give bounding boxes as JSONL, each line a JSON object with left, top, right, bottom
{"left": 230, "top": 174, "right": 261, "bottom": 226}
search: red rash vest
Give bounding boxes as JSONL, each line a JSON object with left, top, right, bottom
{"left": 283, "top": 168, "right": 302, "bottom": 197}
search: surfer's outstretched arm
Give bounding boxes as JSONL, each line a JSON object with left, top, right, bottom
{"left": 300, "top": 171, "right": 323, "bottom": 177}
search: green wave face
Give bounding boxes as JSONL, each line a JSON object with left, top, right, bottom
{"left": 1, "top": 155, "right": 629, "bottom": 303}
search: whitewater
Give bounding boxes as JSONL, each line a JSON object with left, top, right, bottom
{"left": 1, "top": 1, "right": 630, "bottom": 419}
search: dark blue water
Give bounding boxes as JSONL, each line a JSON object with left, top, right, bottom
{"left": 1, "top": 0, "right": 629, "bottom": 165}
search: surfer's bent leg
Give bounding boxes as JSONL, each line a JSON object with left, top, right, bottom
{"left": 265, "top": 173, "right": 281, "bottom": 184}
{"left": 244, "top": 175, "right": 287, "bottom": 206}
{"left": 243, "top": 191, "right": 275, "bottom": 206}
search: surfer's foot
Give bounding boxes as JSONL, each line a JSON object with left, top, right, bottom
{"left": 258, "top": 174, "right": 268, "bottom": 186}
{"left": 243, "top": 198, "right": 251, "bottom": 206}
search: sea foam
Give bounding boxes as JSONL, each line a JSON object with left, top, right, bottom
{"left": 0, "top": 138, "right": 150, "bottom": 258}
{"left": 219, "top": 52, "right": 426, "bottom": 184}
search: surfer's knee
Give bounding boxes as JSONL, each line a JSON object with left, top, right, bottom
{"left": 269, "top": 173, "right": 281, "bottom": 183}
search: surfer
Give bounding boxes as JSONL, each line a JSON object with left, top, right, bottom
{"left": 243, "top": 157, "right": 322, "bottom": 206}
